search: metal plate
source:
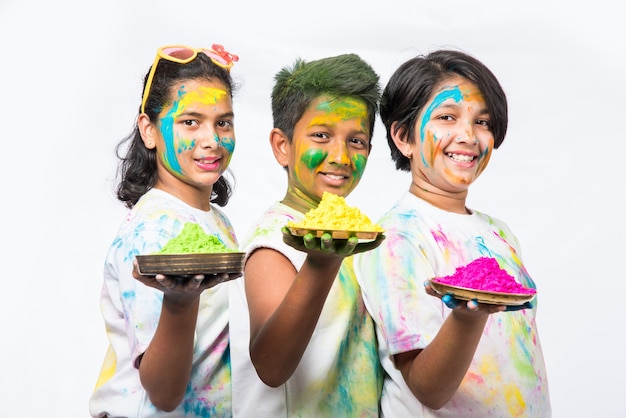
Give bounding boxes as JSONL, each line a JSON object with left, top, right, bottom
{"left": 136, "top": 252, "right": 245, "bottom": 276}
{"left": 287, "top": 227, "right": 380, "bottom": 240}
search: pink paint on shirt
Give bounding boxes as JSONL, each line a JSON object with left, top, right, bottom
{"left": 433, "top": 257, "right": 536, "bottom": 294}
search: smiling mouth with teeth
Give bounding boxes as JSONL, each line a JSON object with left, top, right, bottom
{"left": 446, "top": 153, "right": 476, "bottom": 163}
{"left": 198, "top": 157, "right": 219, "bottom": 163}
{"left": 323, "top": 173, "right": 348, "bottom": 180}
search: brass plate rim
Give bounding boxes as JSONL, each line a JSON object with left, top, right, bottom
{"left": 287, "top": 227, "right": 381, "bottom": 240}
{"left": 135, "top": 252, "right": 245, "bottom": 276}
{"left": 429, "top": 280, "right": 536, "bottom": 306}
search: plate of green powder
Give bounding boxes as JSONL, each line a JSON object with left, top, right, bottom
{"left": 136, "top": 223, "right": 245, "bottom": 276}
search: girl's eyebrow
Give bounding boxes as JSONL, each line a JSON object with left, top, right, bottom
{"left": 435, "top": 102, "right": 490, "bottom": 116}
{"left": 178, "top": 110, "right": 235, "bottom": 119}
{"left": 435, "top": 103, "right": 459, "bottom": 110}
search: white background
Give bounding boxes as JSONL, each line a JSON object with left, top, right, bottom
{"left": 1, "top": 1, "right": 624, "bottom": 417}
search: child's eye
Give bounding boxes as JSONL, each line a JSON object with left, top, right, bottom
{"left": 349, "top": 137, "right": 369, "bottom": 149}
{"left": 181, "top": 119, "right": 198, "bottom": 127}
{"left": 311, "top": 132, "right": 330, "bottom": 140}
{"left": 438, "top": 115, "right": 455, "bottom": 121}
{"left": 217, "top": 120, "right": 233, "bottom": 129}
{"left": 476, "top": 119, "right": 490, "bottom": 127}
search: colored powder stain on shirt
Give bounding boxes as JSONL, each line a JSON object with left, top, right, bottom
{"left": 157, "top": 223, "right": 234, "bottom": 254}
{"left": 288, "top": 192, "right": 384, "bottom": 232}
{"left": 93, "top": 346, "right": 117, "bottom": 390}
{"left": 477, "top": 353, "right": 499, "bottom": 378}
{"left": 433, "top": 257, "right": 536, "bottom": 294}
{"left": 503, "top": 383, "right": 527, "bottom": 416}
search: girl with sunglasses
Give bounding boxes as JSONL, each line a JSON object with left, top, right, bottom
{"left": 90, "top": 45, "right": 240, "bottom": 417}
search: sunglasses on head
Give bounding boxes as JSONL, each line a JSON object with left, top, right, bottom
{"left": 141, "top": 44, "right": 239, "bottom": 114}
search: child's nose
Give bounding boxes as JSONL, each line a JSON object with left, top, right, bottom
{"left": 455, "top": 127, "right": 477, "bottom": 144}
{"left": 328, "top": 141, "right": 350, "bottom": 165}
{"left": 199, "top": 131, "right": 220, "bottom": 149}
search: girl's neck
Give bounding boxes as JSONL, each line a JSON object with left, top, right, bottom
{"left": 409, "top": 180, "right": 470, "bottom": 215}
{"left": 154, "top": 181, "right": 213, "bottom": 212}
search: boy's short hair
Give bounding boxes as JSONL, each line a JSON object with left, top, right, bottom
{"left": 271, "top": 54, "right": 381, "bottom": 142}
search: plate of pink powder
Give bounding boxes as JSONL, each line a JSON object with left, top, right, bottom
{"left": 430, "top": 257, "right": 537, "bottom": 306}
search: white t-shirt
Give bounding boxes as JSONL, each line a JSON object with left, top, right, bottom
{"left": 354, "top": 192, "right": 551, "bottom": 418}
{"left": 90, "top": 189, "right": 237, "bottom": 418}
{"left": 229, "top": 201, "right": 382, "bottom": 417}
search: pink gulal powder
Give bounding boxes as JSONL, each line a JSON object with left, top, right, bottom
{"left": 433, "top": 257, "right": 536, "bottom": 294}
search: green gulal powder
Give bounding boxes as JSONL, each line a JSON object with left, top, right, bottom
{"left": 157, "top": 223, "right": 234, "bottom": 254}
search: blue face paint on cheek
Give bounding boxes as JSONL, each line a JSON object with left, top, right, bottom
{"left": 161, "top": 114, "right": 182, "bottom": 174}
{"left": 418, "top": 87, "right": 463, "bottom": 167}
{"left": 220, "top": 136, "right": 235, "bottom": 155}
{"left": 175, "top": 134, "right": 195, "bottom": 154}
{"left": 160, "top": 104, "right": 184, "bottom": 176}
{"left": 419, "top": 87, "right": 463, "bottom": 141}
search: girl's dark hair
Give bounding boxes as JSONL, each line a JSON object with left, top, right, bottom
{"left": 381, "top": 49, "right": 508, "bottom": 171}
{"left": 271, "top": 54, "right": 381, "bottom": 143}
{"left": 115, "top": 52, "right": 236, "bottom": 208}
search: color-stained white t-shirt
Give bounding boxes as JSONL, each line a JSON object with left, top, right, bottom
{"left": 229, "top": 201, "right": 382, "bottom": 417}
{"left": 354, "top": 192, "right": 551, "bottom": 418}
{"left": 90, "top": 189, "right": 237, "bottom": 418}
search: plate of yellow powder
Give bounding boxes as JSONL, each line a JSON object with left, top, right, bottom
{"left": 286, "top": 192, "right": 384, "bottom": 241}
{"left": 136, "top": 223, "right": 245, "bottom": 277}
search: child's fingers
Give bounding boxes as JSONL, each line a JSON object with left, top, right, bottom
{"left": 504, "top": 301, "right": 534, "bottom": 312}
{"left": 442, "top": 293, "right": 459, "bottom": 309}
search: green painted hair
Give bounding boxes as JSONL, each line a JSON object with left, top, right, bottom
{"left": 271, "top": 53, "right": 381, "bottom": 142}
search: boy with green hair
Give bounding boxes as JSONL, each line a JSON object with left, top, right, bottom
{"left": 230, "top": 54, "right": 384, "bottom": 416}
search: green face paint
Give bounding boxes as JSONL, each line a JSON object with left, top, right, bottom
{"left": 352, "top": 154, "right": 367, "bottom": 180}
{"left": 282, "top": 95, "right": 371, "bottom": 212}
{"left": 301, "top": 148, "right": 327, "bottom": 169}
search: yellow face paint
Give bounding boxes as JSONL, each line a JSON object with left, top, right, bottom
{"left": 178, "top": 86, "right": 228, "bottom": 108}
{"left": 285, "top": 96, "right": 371, "bottom": 210}
{"left": 309, "top": 97, "right": 369, "bottom": 133}
{"left": 159, "top": 86, "right": 231, "bottom": 176}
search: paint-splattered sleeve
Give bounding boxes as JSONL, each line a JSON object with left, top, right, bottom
{"left": 101, "top": 192, "right": 195, "bottom": 366}
{"left": 355, "top": 199, "right": 445, "bottom": 356}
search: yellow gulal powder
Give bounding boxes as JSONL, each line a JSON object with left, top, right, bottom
{"left": 288, "top": 192, "right": 384, "bottom": 231}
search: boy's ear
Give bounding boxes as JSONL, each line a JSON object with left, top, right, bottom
{"left": 138, "top": 114, "right": 157, "bottom": 150}
{"left": 270, "top": 128, "right": 290, "bottom": 167}
{"left": 390, "top": 121, "right": 413, "bottom": 159}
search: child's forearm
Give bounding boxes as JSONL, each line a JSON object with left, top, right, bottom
{"left": 397, "top": 310, "right": 489, "bottom": 410}
{"left": 249, "top": 257, "right": 341, "bottom": 386}
{"left": 139, "top": 298, "right": 199, "bottom": 411}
